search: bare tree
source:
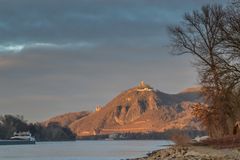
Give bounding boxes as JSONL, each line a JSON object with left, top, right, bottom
{"left": 168, "top": 4, "right": 240, "bottom": 137}
{"left": 168, "top": 4, "right": 225, "bottom": 90}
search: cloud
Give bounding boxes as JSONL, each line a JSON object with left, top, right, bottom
{"left": 0, "top": 0, "right": 226, "bottom": 121}
{"left": 0, "top": 0, "right": 223, "bottom": 45}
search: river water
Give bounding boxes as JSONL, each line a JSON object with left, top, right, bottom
{"left": 0, "top": 140, "right": 173, "bottom": 160}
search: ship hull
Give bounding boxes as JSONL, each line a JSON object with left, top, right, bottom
{"left": 0, "top": 140, "right": 35, "bottom": 145}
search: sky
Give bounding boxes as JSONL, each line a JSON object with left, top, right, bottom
{"left": 0, "top": 0, "right": 227, "bottom": 122}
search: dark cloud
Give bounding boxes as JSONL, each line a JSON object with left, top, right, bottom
{"left": 0, "top": 0, "right": 223, "bottom": 45}
{"left": 0, "top": 0, "right": 227, "bottom": 121}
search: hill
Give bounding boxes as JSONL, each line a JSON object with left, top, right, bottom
{"left": 68, "top": 81, "right": 203, "bottom": 137}
{"left": 43, "top": 111, "right": 90, "bottom": 127}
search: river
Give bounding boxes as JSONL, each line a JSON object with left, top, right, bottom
{"left": 0, "top": 140, "right": 173, "bottom": 160}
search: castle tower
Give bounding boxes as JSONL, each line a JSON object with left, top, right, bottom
{"left": 137, "top": 81, "right": 153, "bottom": 92}
{"left": 96, "top": 105, "right": 102, "bottom": 112}
{"left": 140, "top": 81, "right": 145, "bottom": 87}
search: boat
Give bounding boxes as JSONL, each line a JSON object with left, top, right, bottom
{"left": 0, "top": 131, "right": 36, "bottom": 145}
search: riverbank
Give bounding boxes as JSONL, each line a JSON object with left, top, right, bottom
{"left": 128, "top": 145, "right": 240, "bottom": 160}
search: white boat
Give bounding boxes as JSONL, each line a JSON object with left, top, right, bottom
{"left": 0, "top": 131, "right": 36, "bottom": 145}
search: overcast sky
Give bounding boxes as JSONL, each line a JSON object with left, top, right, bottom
{"left": 0, "top": 0, "right": 227, "bottom": 122}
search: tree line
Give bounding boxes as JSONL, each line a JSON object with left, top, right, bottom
{"left": 0, "top": 115, "right": 76, "bottom": 141}
{"left": 78, "top": 129, "right": 206, "bottom": 140}
{"left": 168, "top": 1, "right": 240, "bottom": 137}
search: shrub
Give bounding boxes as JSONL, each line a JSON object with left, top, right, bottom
{"left": 170, "top": 134, "right": 192, "bottom": 146}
